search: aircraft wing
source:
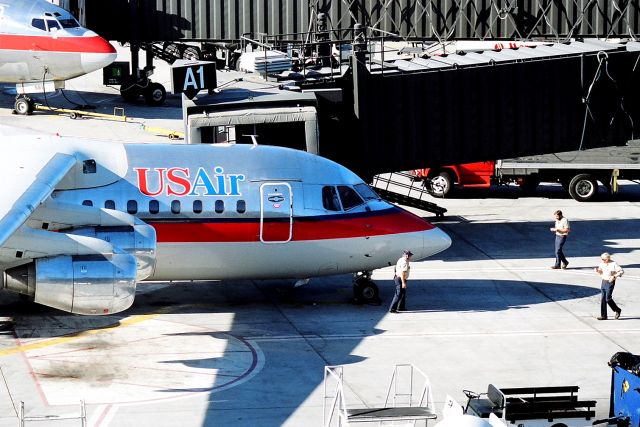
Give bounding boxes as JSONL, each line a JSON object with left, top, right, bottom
{"left": 0, "top": 150, "right": 77, "bottom": 248}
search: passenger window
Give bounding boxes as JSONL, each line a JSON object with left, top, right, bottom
{"left": 31, "top": 19, "right": 46, "bottom": 31}
{"left": 82, "top": 200, "right": 93, "bottom": 207}
{"left": 337, "top": 186, "right": 364, "bottom": 210}
{"left": 105, "top": 200, "right": 115, "bottom": 210}
{"left": 127, "top": 200, "right": 138, "bottom": 214}
{"left": 193, "top": 200, "right": 203, "bottom": 214}
{"left": 171, "top": 200, "right": 181, "bottom": 214}
{"left": 322, "top": 186, "right": 341, "bottom": 211}
{"left": 236, "top": 200, "right": 246, "bottom": 214}
{"left": 215, "top": 200, "right": 224, "bottom": 214}
{"left": 149, "top": 200, "right": 159, "bottom": 214}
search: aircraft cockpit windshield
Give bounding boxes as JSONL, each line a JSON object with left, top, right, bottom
{"left": 31, "top": 12, "right": 79, "bottom": 32}
{"left": 322, "top": 184, "right": 380, "bottom": 211}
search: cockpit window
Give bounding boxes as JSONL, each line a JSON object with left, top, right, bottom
{"left": 47, "top": 20, "right": 61, "bottom": 31}
{"left": 59, "top": 18, "right": 79, "bottom": 28}
{"left": 31, "top": 19, "right": 46, "bottom": 31}
{"left": 322, "top": 186, "right": 341, "bottom": 211}
{"left": 354, "top": 183, "right": 380, "bottom": 201}
{"left": 337, "top": 186, "right": 364, "bottom": 210}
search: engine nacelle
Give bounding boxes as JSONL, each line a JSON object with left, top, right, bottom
{"left": 2, "top": 253, "right": 137, "bottom": 315}
{"left": 69, "top": 223, "right": 156, "bottom": 280}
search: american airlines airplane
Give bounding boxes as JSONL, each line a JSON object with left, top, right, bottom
{"left": 0, "top": 0, "right": 116, "bottom": 114}
{"left": 0, "top": 129, "right": 451, "bottom": 315}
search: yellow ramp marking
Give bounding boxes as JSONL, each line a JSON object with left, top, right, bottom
{"left": 0, "top": 312, "right": 164, "bottom": 357}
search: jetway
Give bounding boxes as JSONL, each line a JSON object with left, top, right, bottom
{"left": 83, "top": 0, "right": 638, "bottom": 42}
{"left": 175, "top": 38, "right": 640, "bottom": 184}
{"left": 317, "top": 38, "right": 640, "bottom": 178}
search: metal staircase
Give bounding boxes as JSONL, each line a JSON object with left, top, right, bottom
{"left": 324, "top": 364, "right": 437, "bottom": 426}
{"left": 372, "top": 172, "right": 447, "bottom": 218}
{"left": 139, "top": 42, "right": 183, "bottom": 64}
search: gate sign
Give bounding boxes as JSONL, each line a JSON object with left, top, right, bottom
{"left": 171, "top": 60, "right": 217, "bottom": 99}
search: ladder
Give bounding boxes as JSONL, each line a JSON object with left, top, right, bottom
{"left": 372, "top": 173, "right": 447, "bottom": 218}
{"left": 323, "top": 364, "right": 437, "bottom": 426}
{"left": 19, "top": 401, "right": 86, "bottom": 427}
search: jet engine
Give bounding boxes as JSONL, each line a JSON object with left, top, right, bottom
{"left": 2, "top": 253, "right": 137, "bottom": 315}
{"left": 68, "top": 223, "right": 156, "bottom": 280}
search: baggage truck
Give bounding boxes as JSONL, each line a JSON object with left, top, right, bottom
{"left": 412, "top": 141, "right": 640, "bottom": 202}
{"left": 462, "top": 384, "right": 596, "bottom": 427}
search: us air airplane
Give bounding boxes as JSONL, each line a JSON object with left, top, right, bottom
{"left": 0, "top": 0, "right": 116, "bottom": 114}
{"left": 0, "top": 129, "right": 451, "bottom": 315}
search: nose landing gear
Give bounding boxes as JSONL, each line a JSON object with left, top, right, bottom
{"left": 353, "top": 271, "right": 380, "bottom": 304}
{"left": 14, "top": 95, "right": 35, "bottom": 115}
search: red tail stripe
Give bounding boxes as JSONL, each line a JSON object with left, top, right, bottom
{"left": 0, "top": 35, "right": 116, "bottom": 54}
{"left": 150, "top": 210, "right": 434, "bottom": 243}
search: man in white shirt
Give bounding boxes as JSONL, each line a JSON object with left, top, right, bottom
{"left": 595, "top": 252, "right": 624, "bottom": 320}
{"left": 389, "top": 250, "right": 412, "bottom": 313}
{"left": 550, "top": 210, "right": 570, "bottom": 269}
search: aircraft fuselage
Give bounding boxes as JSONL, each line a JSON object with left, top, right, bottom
{"left": 43, "top": 141, "right": 451, "bottom": 281}
{"left": 0, "top": 0, "right": 116, "bottom": 84}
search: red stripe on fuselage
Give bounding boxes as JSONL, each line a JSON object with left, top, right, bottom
{"left": 0, "top": 35, "right": 115, "bottom": 53}
{"left": 149, "top": 208, "right": 434, "bottom": 243}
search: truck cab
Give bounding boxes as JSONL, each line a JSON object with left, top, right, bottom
{"left": 412, "top": 161, "right": 495, "bottom": 197}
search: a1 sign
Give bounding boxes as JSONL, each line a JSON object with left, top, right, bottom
{"left": 171, "top": 61, "right": 216, "bottom": 99}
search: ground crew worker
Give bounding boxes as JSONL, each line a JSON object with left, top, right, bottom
{"left": 389, "top": 250, "right": 412, "bottom": 313}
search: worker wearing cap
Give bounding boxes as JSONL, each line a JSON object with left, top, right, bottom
{"left": 389, "top": 250, "right": 413, "bottom": 313}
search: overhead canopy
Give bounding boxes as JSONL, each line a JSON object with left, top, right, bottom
{"left": 186, "top": 106, "right": 319, "bottom": 153}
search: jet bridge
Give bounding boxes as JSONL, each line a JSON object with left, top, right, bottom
{"left": 317, "top": 39, "right": 640, "bottom": 178}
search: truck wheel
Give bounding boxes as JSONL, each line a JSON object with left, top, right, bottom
{"left": 568, "top": 174, "right": 598, "bottom": 201}
{"left": 182, "top": 46, "right": 201, "bottom": 60}
{"left": 427, "top": 171, "right": 453, "bottom": 197}
{"left": 518, "top": 177, "right": 540, "bottom": 194}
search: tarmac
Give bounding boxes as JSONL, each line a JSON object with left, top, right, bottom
{"left": 0, "top": 45, "right": 640, "bottom": 427}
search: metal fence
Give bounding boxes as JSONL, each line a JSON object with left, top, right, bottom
{"left": 85, "top": 0, "right": 639, "bottom": 43}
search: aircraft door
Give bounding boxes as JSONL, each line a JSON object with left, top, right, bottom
{"left": 260, "top": 182, "right": 293, "bottom": 243}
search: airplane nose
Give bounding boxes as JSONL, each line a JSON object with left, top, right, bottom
{"left": 423, "top": 227, "right": 452, "bottom": 258}
{"left": 80, "top": 36, "right": 117, "bottom": 74}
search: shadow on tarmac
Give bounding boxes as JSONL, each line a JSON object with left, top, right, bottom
{"left": 437, "top": 218, "right": 640, "bottom": 264}
{"left": 1, "top": 273, "right": 601, "bottom": 425}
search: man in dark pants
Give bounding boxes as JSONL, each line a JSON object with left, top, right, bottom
{"left": 550, "top": 210, "right": 570, "bottom": 269}
{"left": 595, "top": 252, "right": 624, "bottom": 320}
{"left": 389, "top": 250, "right": 412, "bottom": 313}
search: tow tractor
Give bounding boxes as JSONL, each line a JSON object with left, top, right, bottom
{"left": 462, "top": 384, "right": 597, "bottom": 426}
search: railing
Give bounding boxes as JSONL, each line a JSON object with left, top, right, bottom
{"left": 19, "top": 401, "right": 86, "bottom": 427}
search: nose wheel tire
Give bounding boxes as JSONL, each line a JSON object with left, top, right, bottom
{"left": 144, "top": 82, "right": 167, "bottom": 106}
{"left": 14, "top": 97, "right": 34, "bottom": 115}
{"left": 353, "top": 278, "right": 380, "bottom": 304}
